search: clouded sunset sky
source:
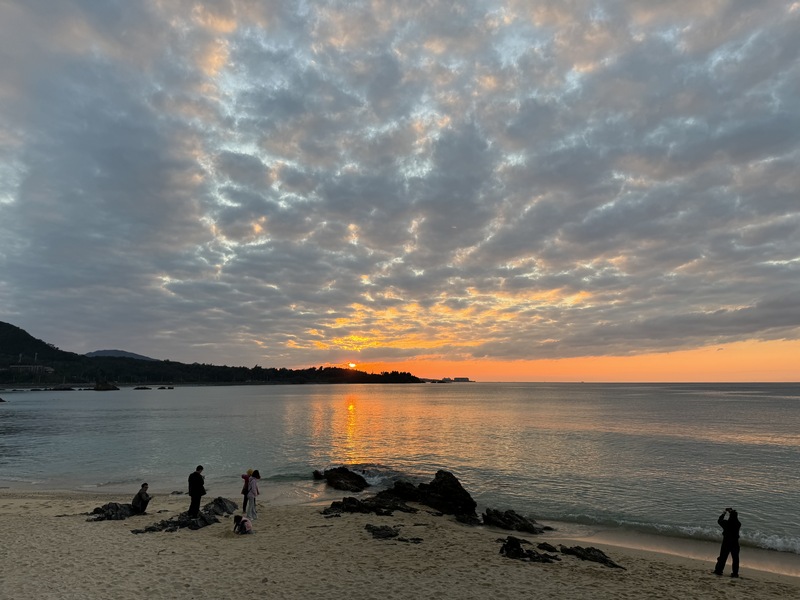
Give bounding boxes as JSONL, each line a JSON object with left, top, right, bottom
{"left": 1, "top": 1, "right": 798, "bottom": 381}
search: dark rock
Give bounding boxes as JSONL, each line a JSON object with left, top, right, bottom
{"left": 203, "top": 496, "right": 238, "bottom": 515}
{"left": 323, "top": 466, "right": 370, "bottom": 492}
{"left": 499, "top": 535, "right": 560, "bottom": 563}
{"left": 88, "top": 502, "right": 136, "bottom": 521}
{"left": 312, "top": 469, "right": 325, "bottom": 480}
{"left": 322, "top": 470, "right": 477, "bottom": 523}
{"left": 560, "top": 545, "right": 625, "bottom": 569}
{"left": 321, "top": 495, "right": 417, "bottom": 517}
{"left": 537, "top": 542, "right": 558, "bottom": 553}
{"left": 171, "top": 490, "right": 184, "bottom": 495}
{"left": 128, "top": 496, "right": 237, "bottom": 534}
{"left": 378, "top": 470, "right": 477, "bottom": 521}
{"left": 365, "top": 524, "right": 400, "bottom": 539}
{"left": 93, "top": 381, "right": 119, "bottom": 391}
{"left": 375, "top": 480, "right": 422, "bottom": 503}
{"left": 0, "top": 397, "right": 6, "bottom": 402}
{"left": 455, "top": 513, "right": 482, "bottom": 526}
{"left": 482, "top": 508, "right": 546, "bottom": 534}
{"left": 363, "top": 523, "right": 423, "bottom": 543}
{"left": 416, "top": 470, "right": 477, "bottom": 520}
{"left": 133, "top": 386, "right": 151, "bottom": 390}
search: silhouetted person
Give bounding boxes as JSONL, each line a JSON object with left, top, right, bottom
{"left": 131, "top": 483, "right": 151, "bottom": 514}
{"left": 188, "top": 465, "right": 206, "bottom": 517}
{"left": 241, "top": 468, "right": 253, "bottom": 513}
{"left": 714, "top": 507, "right": 740, "bottom": 577}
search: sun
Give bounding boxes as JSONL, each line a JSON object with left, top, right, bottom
{"left": 348, "top": 363, "right": 357, "bottom": 368}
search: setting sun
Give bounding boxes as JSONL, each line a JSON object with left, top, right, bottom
{"left": 348, "top": 363, "right": 357, "bottom": 368}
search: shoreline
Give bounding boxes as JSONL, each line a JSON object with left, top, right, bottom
{"left": 2, "top": 490, "right": 799, "bottom": 600}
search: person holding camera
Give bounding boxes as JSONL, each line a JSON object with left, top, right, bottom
{"left": 714, "top": 507, "right": 741, "bottom": 577}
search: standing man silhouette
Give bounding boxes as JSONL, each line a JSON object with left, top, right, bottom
{"left": 188, "top": 465, "right": 206, "bottom": 518}
{"left": 714, "top": 507, "right": 741, "bottom": 577}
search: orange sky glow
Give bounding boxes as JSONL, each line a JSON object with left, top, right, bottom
{"left": 350, "top": 339, "right": 800, "bottom": 382}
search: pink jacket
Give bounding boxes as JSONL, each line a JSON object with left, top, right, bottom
{"left": 247, "top": 477, "right": 259, "bottom": 499}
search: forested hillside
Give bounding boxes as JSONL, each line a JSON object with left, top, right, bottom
{"left": 0, "top": 322, "right": 420, "bottom": 386}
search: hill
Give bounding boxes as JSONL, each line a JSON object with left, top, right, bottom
{"left": 85, "top": 350, "right": 158, "bottom": 361}
{"left": 0, "top": 321, "right": 421, "bottom": 386}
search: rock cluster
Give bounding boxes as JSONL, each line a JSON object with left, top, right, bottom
{"left": 482, "top": 508, "right": 551, "bottom": 534}
{"left": 323, "top": 495, "right": 418, "bottom": 517}
{"left": 381, "top": 470, "right": 478, "bottom": 521}
{"left": 498, "top": 535, "right": 561, "bottom": 563}
{"left": 320, "top": 468, "right": 546, "bottom": 533}
{"left": 88, "top": 496, "right": 238, "bottom": 533}
{"left": 497, "top": 536, "right": 625, "bottom": 568}
{"left": 321, "top": 469, "right": 479, "bottom": 523}
{"left": 559, "top": 544, "right": 626, "bottom": 569}
{"left": 130, "top": 497, "right": 238, "bottom": 534}
{"left": 88, "top": 502, "right": 137, "bottom": 521}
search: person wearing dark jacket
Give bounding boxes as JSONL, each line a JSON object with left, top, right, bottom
{"left": 714, "top": 508, "right": 741, "bottom": 577}
{"left": 188, "top": 465, "right": 206, "bottom": 517}
{"left": 241, "top": 469, "right": 253, "bottom": 513}
{"left": 131, "top": 483, "right": 151, "bottom": 514}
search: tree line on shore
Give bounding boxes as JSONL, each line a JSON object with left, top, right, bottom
{"left": 0, "top": 321, "right": 420, "bottom": 386}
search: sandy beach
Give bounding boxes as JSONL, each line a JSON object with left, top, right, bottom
{"left": 2, "top": 490, "right": 799, "bottom": 600}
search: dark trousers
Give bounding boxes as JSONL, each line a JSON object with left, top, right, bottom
{"left": 188, "top": 494, "right": 202, "bottom": 517}
{"left": 132, "top": 500, "right": 149, "bottom": 514}
{"left": 242, "top": 494, "right": 249, "bottom": 512}
{"left": 715, "top": 540, "right": 739, "bottom": 575}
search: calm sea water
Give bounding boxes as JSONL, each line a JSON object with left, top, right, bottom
{"left": 1, "top": 382, "right": 799, "bottom": 557}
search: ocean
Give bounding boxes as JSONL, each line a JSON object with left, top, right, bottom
{"left": 1, "top": 382, "right": 799, "bottom": 568}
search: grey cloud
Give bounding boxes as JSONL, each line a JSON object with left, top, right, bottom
{"left": 1, "top": 1, "right": 799, "bottom": 369}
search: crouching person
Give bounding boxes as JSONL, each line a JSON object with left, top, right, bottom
{"left": 233, "top": 515, "right": 253, "bottom": 534}
{"left": 131, "top": 483, "right": 151, "bottom": 514}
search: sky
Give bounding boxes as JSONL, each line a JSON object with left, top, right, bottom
{"left": 1, "top": 1, "right": 799, "bottom": 382}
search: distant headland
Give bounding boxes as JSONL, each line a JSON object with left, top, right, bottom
{"left": 0, "top": 321, "right": 421, "bottom": 387}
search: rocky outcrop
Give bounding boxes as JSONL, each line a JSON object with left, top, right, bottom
{"left": 88, "top": 502, "right": 136, "bottom": 521}
{"left": 89, "top": 496, "right": 238, "bottom": 533}
{"left": 498, "top": 535, "right": 560, "bottom": 563}
{"left": 131, "top": 510, "right": 220, "bottom": 533}
{"left": 365, "top": 523, "right": 400, "bottom": 539}
{"left": 560, "top": 545, "right": 626, "bottom": 569}
{"left": 377, "top": 470, "right": 478, "bottom": 521}
{"left": 320, "top": 466, "right": 370, "bottom": 492}
{"left": 203, "top": 497, "right": 238, "bottom": 515}
{"left": 482, "top": 508, "right": 549, "bottom": 534}
{"left": 130, "top": 496, "right": 238, "bottom": 534}
{"left": 322, "top": 495, "right": 418, "bottom": 517}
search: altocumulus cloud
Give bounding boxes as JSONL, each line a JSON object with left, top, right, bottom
{"left": 0, "top": 0, "right": 798, "bottom": 367}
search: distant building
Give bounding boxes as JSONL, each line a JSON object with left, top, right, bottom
{"left": 453, "top": 377, "right": 471, "bottom": 382}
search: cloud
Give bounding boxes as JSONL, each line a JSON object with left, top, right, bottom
{"left": 0, "top": 0, "right": 798, "bottom": 369}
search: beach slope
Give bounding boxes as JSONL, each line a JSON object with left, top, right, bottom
{"left": 1, "top": 491, "right": 798, "bottom": 599}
